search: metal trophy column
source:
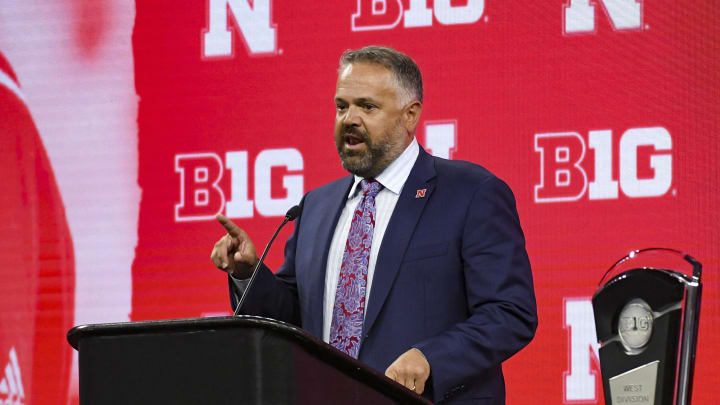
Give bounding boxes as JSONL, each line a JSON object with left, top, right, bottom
{"left": 592, "top": 248, "right": 702, "bottom": 405}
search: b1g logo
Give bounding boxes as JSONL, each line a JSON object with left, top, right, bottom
{"left": 175, "top": 149, "right": 303, "bottom": 221}
{"left": 202, "top": 0, "right": 277, "bottom": 58}
{"left": 173, "top": 122, "right": 456, "bottom": 221}
{"left": 563, "top": 0, "right": 643, "bottom": 35}
{"left": 534, "top": 127, "right": 672, "bottom": 203}
{"left": 352, "top": 0, "right": 485, "bottom": 31}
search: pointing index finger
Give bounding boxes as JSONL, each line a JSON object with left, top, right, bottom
{"left": 216, "top": 214, "right": 244, "bottom": 239}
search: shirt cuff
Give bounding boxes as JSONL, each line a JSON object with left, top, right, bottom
{"left": 230, "top": 274, "right": 250, "bottom": 297}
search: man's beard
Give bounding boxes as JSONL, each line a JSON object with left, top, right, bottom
{"left": 335, "top": 126, "right": 403, "bottom": 178}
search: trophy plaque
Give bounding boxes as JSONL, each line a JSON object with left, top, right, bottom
{"left": 592, "top": 248, "right": 702, "bottom": 405}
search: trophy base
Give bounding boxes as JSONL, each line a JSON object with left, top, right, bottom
{"left": 608, "top": 360, "right": 658, "bottom": 405}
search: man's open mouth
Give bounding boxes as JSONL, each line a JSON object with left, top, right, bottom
{"left": 343, "top": 133, "right": 366, "bottom": 149}
{"left": 344, "top": 133, "right": 365, "bottom": 146}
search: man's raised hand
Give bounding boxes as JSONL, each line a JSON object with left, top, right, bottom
{"left": 210, "top": 214, "right": 259, "bottom": 279}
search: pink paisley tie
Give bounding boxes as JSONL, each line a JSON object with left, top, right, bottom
{"left": 329, "top": 179, "right": 382, "bottom": 358}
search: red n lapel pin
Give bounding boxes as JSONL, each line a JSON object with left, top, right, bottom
{"left": 415, "top": 189, "right": 427, "bottom": 198}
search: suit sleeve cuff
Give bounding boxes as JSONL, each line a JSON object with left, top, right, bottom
{"left": 412, "top": 340, "right": 464, "bottom": 403}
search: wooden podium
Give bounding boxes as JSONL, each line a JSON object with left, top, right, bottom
{"left": 67, "top": 316, "right": 431, "bottom": 404}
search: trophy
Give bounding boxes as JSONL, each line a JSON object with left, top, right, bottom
{"left": 592, "top": 248, "right": 702, "bottom": 405}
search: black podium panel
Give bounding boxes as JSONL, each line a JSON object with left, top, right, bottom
{"left": 69, "top": 316, "right": 430, "bottom": 405}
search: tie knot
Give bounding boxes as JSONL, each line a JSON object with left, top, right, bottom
{"left": 360, "top": 179, "right": 382, "bottom": 198}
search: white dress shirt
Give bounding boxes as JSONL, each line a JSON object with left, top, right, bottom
{"left": 322, "top": 138, "right": 419, "bottom": 342}
{"left": 232, "top": 138, "right": 420, "bottom": 344}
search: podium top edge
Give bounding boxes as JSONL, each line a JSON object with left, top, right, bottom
{"left": 67, "top": 315, "right": 433, "bottom": 404}
{"left": 67, "top": 315, "right": 431, "bottom": 405}
{"left": 66, "top": 316, "right": 303, "bottom": 350}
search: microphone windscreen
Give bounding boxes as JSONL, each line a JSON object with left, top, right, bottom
{"left": 285, "top": 205, "right": 302, "bottom": 221}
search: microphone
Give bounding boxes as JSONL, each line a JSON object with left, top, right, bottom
{"left": 233, "top": 204, "right": 302, "bottom": 316}
{"left": 285, "top": 205, "right": 302, "bottom": 221}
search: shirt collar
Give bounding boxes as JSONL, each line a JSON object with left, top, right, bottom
{"left": 347, "top": 137, "right": 420, "bottom": 199}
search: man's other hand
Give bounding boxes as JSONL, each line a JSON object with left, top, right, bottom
{"left": 384, "top": 348, "right": 430, "bottom": 395}
{"left": 210, "top": 214, "right": 259, "bottom": 279}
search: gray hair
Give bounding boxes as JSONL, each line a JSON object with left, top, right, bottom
{"left": 339, "top": 46, "right": 423, "bottom": 104}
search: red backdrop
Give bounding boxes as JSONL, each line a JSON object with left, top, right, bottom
{"left": 1, "top": 1, "right": 718, "bottom": 403}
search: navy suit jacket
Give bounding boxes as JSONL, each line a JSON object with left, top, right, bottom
{"left": 231, "top": 146, "right": 537, "bottom": 404}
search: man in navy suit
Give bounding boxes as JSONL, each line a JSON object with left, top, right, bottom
{"left": 211, "top": 46, "right": 537, "bottom": 404}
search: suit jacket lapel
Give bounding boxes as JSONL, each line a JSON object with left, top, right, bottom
{"left": 305, "top": 175, "right": 354, "bottom": 338}
{"left": 362, "top": 147, "right": 437, "bottom": 337}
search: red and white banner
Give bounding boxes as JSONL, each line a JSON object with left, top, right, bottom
{"left": 1, "top": 1, "right": 718, "bottom": 403}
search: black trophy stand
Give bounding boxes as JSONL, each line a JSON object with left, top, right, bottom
{"left": 593, "top": 248, "right": 702, "bottom": 405}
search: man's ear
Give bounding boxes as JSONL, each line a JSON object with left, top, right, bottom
{"left": 403, "top": 101, "right": 423, "bottom": 134}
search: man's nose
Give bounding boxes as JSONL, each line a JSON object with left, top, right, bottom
{"left": 342, "top": 105, "right": 362, "bottom": 126}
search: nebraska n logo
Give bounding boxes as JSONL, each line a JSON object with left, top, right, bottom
{"left": 563, "top": 0, "right": 643, "bottom": 35}
{"left": 0, "top": 347, "right": 25, "bottom": 404}
{"left": 202, "top": 0, "right": 277, "bottom": 58}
